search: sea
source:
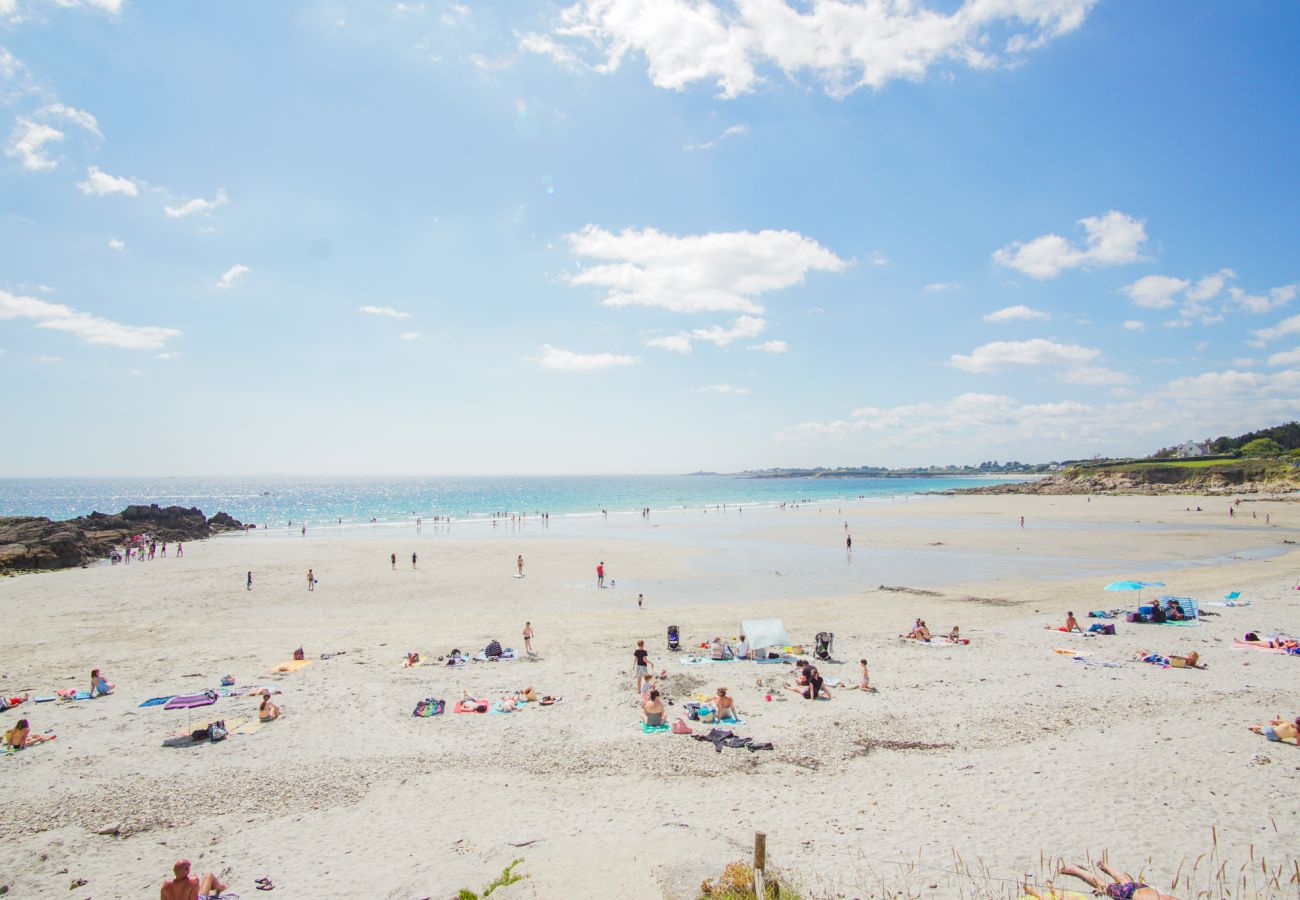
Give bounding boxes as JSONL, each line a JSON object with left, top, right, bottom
{"left": 0, "top": 474, "right": 1027, "bottom": 528}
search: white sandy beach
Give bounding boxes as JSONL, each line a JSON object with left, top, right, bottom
{"left": 1, "top": 493, "right": 1298, "bottom": 899}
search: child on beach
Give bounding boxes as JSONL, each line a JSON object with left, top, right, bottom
{"left": 633, "top": 640, "right": 651, "bottom": 692}
{"left": 90, "top": 668, "right": 114, "bottom": 697}
{"left": 859, "top": 659, "right": 876, "bottom": 692}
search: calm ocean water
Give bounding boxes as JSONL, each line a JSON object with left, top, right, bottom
{"left": 0, "top": 475, "right": 1025, "bottom": 526}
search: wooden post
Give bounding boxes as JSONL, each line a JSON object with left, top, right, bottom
{"left": 753, "top": 831, "right": 767, "bottom": 898}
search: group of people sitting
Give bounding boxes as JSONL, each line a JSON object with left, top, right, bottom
{"left": 901, "top": 619, "right": 963, "bottom": 643}
{"left": 786, "top": 659, "right": 831, "bottom": 699}
{"left": 1140, "top": 599, "right": 1191, "bottom": 623}
{"left": 709, "top": 634, "right": 749, "bottom": 660}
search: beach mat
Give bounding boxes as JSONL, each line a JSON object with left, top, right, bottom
{"left": 139, "top": 696, "right": 174, "bottom": 708}
{"left": 454, "top": 699, "right": 490, "bottom": 714}
{"left": 642, "top": 722, "right": 671, "bottom": 733}
{"left": 271, "top": 659, "right": 312, "bottom": 673}
{"left": 231, "top": 719, "right": 264, "bottom": 736}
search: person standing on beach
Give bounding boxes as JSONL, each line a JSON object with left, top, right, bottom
{"left": 517, "top": 554, "right": 524, "bottom": 576}
{"left": 391, "top": 552, "right": 396, "bottom": 570}
{"left": 846, "top": 534, "right": 852, "bottom": 551}
{"left": 411, "top": 552, "right": 417, "bottom": 568}
{"left": 176, "top": 542, "right": 183, "bottom": 557}
{"left": 523, "top": 621, "right": 533, "bottom": 655}
{"left": 633, "top": 639, "right": 651, "bottom": 692}
{"left": 638, "top": 593, "right": 644, "bottom": 609}
{"left": 247, "top": 571, "right": 252, "bottom": 591}
{"left": 1020, "top": 516, "right": 1025, "bottom": 528}
{"left": 596, "top": 561, "right": 605, "bottom": 588}
{"left": 307, "top": 568, "right": 315, "bottom": 591}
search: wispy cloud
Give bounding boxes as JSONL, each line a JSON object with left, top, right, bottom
{"left": 216, "top": 264, "right": 251, "bottom": 289}
{"left": 535, "top": 344, "right": 638, "bottom": 371}
{"left": 165, "top": 188, "right": 228, "bottom": 218}
{"left": 695, "top": 383, "right": 748, "bottom": 394}
{"left": 359, "top": 305, "right": 412, "bottom": 319}
{"left": 647, "top": 315, "right": 767, "bottom": 353}
{"left": 76, "top": 165, "right": 138, "bottom": 197}
{"left": 993, "top": 211, "right": 1147, "bottom": 280}
{"left": 683, "top": 124, "right": 748, "bottom": 151}
{"left": 40, "top": 102, "right": 101, "bottom": 137}
{"left": 950, "top": 338, "right": 1101, "bottom": 373}
{"left": 924, "top": 282, "right": 959, "bottom": 293}
{"left": 5, "top": 118, "right": 63, "bottom": 171}
{"left": 400, "top": 331, "right": 421, "bottom": 340}
{"left": 748, "top": 340, "right": 787, "bottom": 353}
{"left": 1, "top": 289, "right": 180, "bottom": 351}
{"left": 107, "top": 238, "right": 125, "bottom": 252}
{"left": 982, "top": 304, "right": 1049, "bottom": 323}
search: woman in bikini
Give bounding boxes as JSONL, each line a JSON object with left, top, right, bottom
{"left": 713, "top": 687, "right": 737, "bottom": 721}
{"left": 1054, "top": 860, "right": 1181, "bottom": 900}
{"left": 4, "top": 719, "right": 56, "bottom": 749}
{"left": 259, "top": 692, "right": 282, "bottom": 721}
{"left": 641, "top": 689, "right": 665, "bottom": 726}
{"left": 859, "top": 659, "right": 876, "bottom": 692}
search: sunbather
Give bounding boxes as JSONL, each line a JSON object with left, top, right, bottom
{"left": 1164, "top": 599, "right": 1185, "bottom": 621}
{"left": 642, "top": 689, "right": 665, "bottom": 726}
{"left": 259, "top": 692, "right": 281, "bottom": 721}
{"left": 4, "top": 719, "right": 55, "bottom": 750}
{"left": 1048, "top": 612, "right": 1081, "bottom": 633}
{"left": 1241, "top": 632, "right": 1298, "bottom": 651}
{"left": 1248, "top": 715, "right": 1300, "bottom": 744}
{"left": 90, "top": 668, "right": 115, "bottom": 697}
{"left": 713, "top": 687, "right": 737, "bottom": 720}
{"left": 160, "top": 858, "right": 227, "bottom": 900}
{"left": 902, "top": 620, "right": 932, "bottom": 641}
{"left": 1, "top": 691, "right": 28, "bottom": 710}
{"left": 1054, "top": 860, "right": 1180, "bottom": 900}
{"left": 945, "top": 625, "right": 968, "bottom": 643}
{"left": 402, "top": 651, "right": 421, "bottom": 667}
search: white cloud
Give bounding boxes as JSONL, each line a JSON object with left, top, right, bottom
{"left": 566, "top": 225, "right": 846, "bottom": 314}
{"left": 695, "top": 383, "right": 748, "bottom": 394}
{"left": 646, "top": 334, "right": 694, "bottom": 353}
{"left": 522, "top": 0, "right": 1096, "bottom": 99}
{"left": 107, "top": 238, "right": 125, "bottom": 252}
{"left": 359, "top": 305, "right": 412, "bottom": 319}
{"left": 40, "top": 103, "right": 101, "bottom": 137}
{"left": 536, "top": 344, "right": 638, "bottom": 371}
{"left": 868, "top": 250, "right": 889, "bottom": 267}
{"left": 982, "top": 304, "right": 1048, "bottom": 323}
{"left": 1, "top": 289, "right": 180, "bottom": 351}
{"left": 1123, "top": 275, "right": 1189, "bottom": 310}
{"left": 5, "top": 118, "right": 63, "bottom": 171}
{"left": 400, "top": 331, "right": 421, "bottom": 340}
{"left": 924, "top": 282, "right": 959, "bottom": 293}
{"left": 76, "top": 165, "right": 138, "bottom": 197}
{"left": 52, "top": 0, "right": 123, "bottom": 13}
{"left": 156, "top": 351, "right": 181, "bottom": 360}
{"left": 1251, "top": 313, "right": 1300, "bottom": 343}
{"left": 748, "top": 339, "right": 788, "bottom": 353}
{"left": 1225, "top": 283, "right": 1296, "bottom": 315}
{"left": 37, "top": 355, "right": 61, "bottom": 363}
{"left": 950, "top": 338, "right": 1101, "bottom": 373}
{"left": 165, "top": 188, "right": 228, "bottom": 218}
{"left": 216, "top": 264, "right": 251, "bottom": 289}
{"left": 1121, "top": 320, "right": 1145, "bottom": 331}
{"left": 683, "top": 123, "right": 748, "bottom": 151}
{"left": 1057, "top": 365, "right": 1132, "bottom": 386}
{"left": 1187, "top": 268, "right": 1233, "bottom": 302}
{"left": 993, "top": 211, "right": 1147, "bottom": 280}
{"left": 1266, "top": 348, "right": 1300, "bottom": 367}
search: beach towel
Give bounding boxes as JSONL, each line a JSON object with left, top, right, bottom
{"left": 412, "top": 698, "right": 445, "bottom": 717}
{"left": 473, "top": 648, "right": 518, "bottom": 662}
{"left": 1224, "top": 591, "right": 1243, "bottom": 601}
{"left": 1071, "top": 656, "right": 1122, "bottom": 668}
{"left": 1205, "top": 599, "right": 1250, "bottom": 607}
{"left": 454, "top": 698, "right": 490, "bottom": 714}
{"left": 271, "top": 659, "right": 312, "bottom": 673}
{"left": 33, "top": 696, "right": 55, "bottom": 703}
{"left": 138, "top": 696, "right": 174, "bottom": 708}
{"left": 642, "top": 722, "right": 671, "bottom": 733}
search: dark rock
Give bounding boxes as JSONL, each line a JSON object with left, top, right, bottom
{"left": 0, "top": 506, "right": 244, "bottom": 574}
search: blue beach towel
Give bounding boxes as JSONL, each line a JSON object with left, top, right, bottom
{"left": 138, "top": 696, "right": 174, "bottom": 708}
{"left": 642, "top": 722, "right": 671, "bottom": 733}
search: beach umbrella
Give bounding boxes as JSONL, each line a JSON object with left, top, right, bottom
{"left": 163, "top": 691, "right": 218, "bottom": 732}
{"left": 1104, "top": 580, "right": 1166, "bottom": 605}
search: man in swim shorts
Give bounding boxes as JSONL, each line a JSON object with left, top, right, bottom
{"left": 160, "top": 858, "right": 227, "bottom": 899}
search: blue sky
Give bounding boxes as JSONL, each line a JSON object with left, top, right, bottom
{"left": 2, "top": 0, "right": 1298, "bottom": 475}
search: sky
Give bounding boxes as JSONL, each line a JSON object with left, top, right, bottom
{"left": 1, "top": 0, "right": 1298, "bottom": 476}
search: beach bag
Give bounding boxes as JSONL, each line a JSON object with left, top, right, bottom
{"left": 293, "top": 647, "right": 305, "bottom": 661}
{"left": 1101, "top": 624, "right": 1116, "bottom": 635}
{"left": 208, "top": 720, "right": 228, "bottom": 742}
{"left": 671, "top": 718, "right": 693, "bottom": 734}
{"left": 1126, "top": 613, "right": 1140, "bottom": 623}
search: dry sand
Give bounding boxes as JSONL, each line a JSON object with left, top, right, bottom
{"left": 1, "top": 493, "right": 1298, "bottom": 898}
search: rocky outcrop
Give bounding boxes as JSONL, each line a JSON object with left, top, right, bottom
{"left": 948, "top": 464, "right": 1300, "bottom": 496}
{"left": 0, "top": 506, "right": 247, "bottom": 574}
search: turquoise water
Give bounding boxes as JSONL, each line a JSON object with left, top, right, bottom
{"left": 0, "top": 474, "right": 1028, "bottom": 526}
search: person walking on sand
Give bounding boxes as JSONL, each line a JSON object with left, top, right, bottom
{"left": 176, "top": 542, "right": 183, "bottom": 557}
{"left": 523, "top": 621, "right": 533, "bottom": 655}
{"left": 307, "top": 568, "right": 315, "bottom": 591}
{"left": 391, "top": 552, "right": 396, "bottom": 570}
{"left": 846, "top": 534, "right": 852, "bottom": 551}
{"left": 596, "top": 561, "right": 605, "bottom": 588}
{"left": 247, "top": 571, "right": 252, "bottom": 591}
{"left": 638, "top": 593, "right": 644, "bottom": 609}
{"left": 1020, "top": 515, "right": 1025, "bottom": 528}
{"left": 411, "top": 551, "right": 417, "bottom": 568}
{"left": 517, "top": 554, "right": 524, "bottom": 576}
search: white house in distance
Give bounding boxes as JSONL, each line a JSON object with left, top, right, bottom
{"left": 1176, "top": 439, "right": 1212, "bottom": 458}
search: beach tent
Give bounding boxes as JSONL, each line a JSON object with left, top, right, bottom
{"left": 741, "top": 618, "right": 790, "bottom": 655}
